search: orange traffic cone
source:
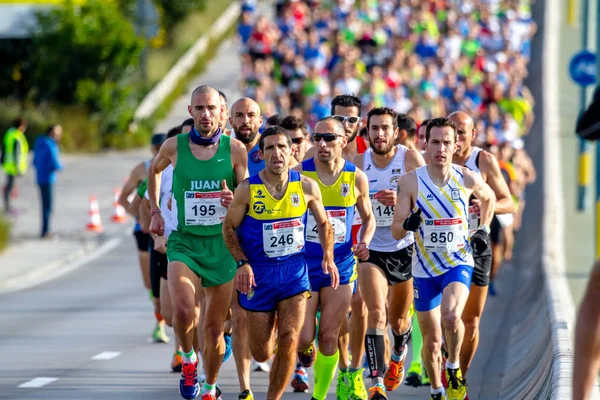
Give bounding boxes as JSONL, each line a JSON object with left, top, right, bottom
{"left": 111, "top": 187, "right": 128, "bottom": 223}
{"left": 86, "top": 195, "right": 103, "bottom": 232}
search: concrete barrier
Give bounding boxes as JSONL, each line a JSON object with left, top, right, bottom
{"left": 134, "top": 2, "right": 240, "bottom": 121}
{"left": 497, "top": 0, "right": 576, "bottom": 398}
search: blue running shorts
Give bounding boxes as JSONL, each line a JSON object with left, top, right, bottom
{"left": 238, "top": 259, "right": 311, "bottom": 312}
{"left": 413, "top": 265, "right": 473, "bottom": 312}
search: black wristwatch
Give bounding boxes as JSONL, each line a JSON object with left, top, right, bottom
{"left": 237, "top": 259, "right": 249, "bottom": 269}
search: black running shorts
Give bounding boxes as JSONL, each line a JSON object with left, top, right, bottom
{"left": 133, "top": 230, "right": 150, "bottom": 252}
{"left": 149, "top": 237, "right": 168, "bottom": 299}
{"left": 472, "top": 240, "right": 492, "bottom": 287}
{"left": 365, "top": 246, "right": 413, "bottom": 285}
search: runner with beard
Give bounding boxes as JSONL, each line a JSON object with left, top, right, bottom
{"left": 302, "top": 95, "right": 370, "bottom": 399}
{"left": 354, "top": 107, "right": 426, "bottom": 399}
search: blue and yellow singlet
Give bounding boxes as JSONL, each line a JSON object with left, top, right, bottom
{"left": 238, "top": 170, "right": 307, "bottom": 265}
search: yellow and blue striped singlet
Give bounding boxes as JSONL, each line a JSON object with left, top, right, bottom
{"left": 301, "top": 158, "right": 357, "bottom": 267}
{"left": 412, "top": 165, "right": 474, "bottom": 278}
{"left": 237, "top": 170, "right": 308, "bottom": 266}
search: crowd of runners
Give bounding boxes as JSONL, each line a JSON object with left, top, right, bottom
{"left": 115, "top": 1, "right": 543, "bottom": 400}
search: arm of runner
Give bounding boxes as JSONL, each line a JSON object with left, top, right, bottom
{"left": 479, "top": 151, "right": 514, "bottom": 215}
{"left": 129, "top": 193, "right": 143, "bottom": 219}
{"left": 391, "top": 172, "right": 418, "bottom": 240}
{"left": 404, "top": 148, "right": 427, "bottom": 172}
{"left": 148, "top": 137, "right": 176, "bottom": 236}
{"left": 222, "top": 180, "right": 255, "bottom": 294}
{"left": 118, "top": 162, "right": 144, "bottom": 213}
{"left": 303, "top": 175, "right": 339, "bottom": 289}
{"left": 464, "top": 168, "right": 495, "bottom": 227}
{"left": 139, "top": 197, "right": 151, "bottom": 234}
{"left": 354, "top": 169, "right": 375, "bottom": 261}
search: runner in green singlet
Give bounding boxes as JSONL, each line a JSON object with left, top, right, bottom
{"left": 149, "top": 85, "right": 248, "bottom": 400}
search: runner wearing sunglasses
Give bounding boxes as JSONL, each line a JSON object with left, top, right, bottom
{"left": 293, "top": 117, "right": 375, "bottom": 400}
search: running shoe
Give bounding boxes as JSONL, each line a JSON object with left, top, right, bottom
{"left": 223, "top": 333, "right": 232, "bottom": 363}
{"left": 336, "top": 370, "right": 350, "bottom": 400}
{"left": 431, "top": 393, "right": 447, "bottom": 400}
{"left": 383, "top": 347, "right": 407, "bottom": 391}
{"left": 252, "top": 359, "right": 270, "bottom": 372}
{"left": 404, "top": 367, "right": 422, "bottom": 387}
{"left": 200, "top": 395, "right": 216, "bottom": 400}
{"left": 238, "top": 389, "right": 254, "bottom": 400}
{"left": 348, "top": 369, "right": 368, "bottom": 400}
{"left": 153, "top": 322, "right": 170, "bottom": 343}
{"left": 179, "top": 360, "right": 199, "bottom": 399}
{"left": 216, "top": 385, "right": 222, "bottom": 400}
{"left": 445, "top": 368, "right": 467, "bottom": 400}
{"left": 298, "top": 342, "right": 316, "bottom": 368}
{"left": 367, "top": 383, "right": 387, "bottom": 400}
{"left": 291, "top": 366, "right": 309, "bottom": 392}
{"left": 171, "top": 351, "right": 183, "bottom": 373}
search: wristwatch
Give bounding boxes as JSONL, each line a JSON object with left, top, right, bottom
{"left": 479, "top": 225, "right": 491, "bottom": 235}
{"left": 237, "top": 259, "right": 249, "bottom": 269}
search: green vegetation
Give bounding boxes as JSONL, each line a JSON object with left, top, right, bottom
{"left": 0, "top": 214, "right": 10, "bottom": 253}
{"left": 147, "top": 0, "right": 234, "bottom": 86}
{"left": 0, "top": 0, "right": 235, "bottom": 152}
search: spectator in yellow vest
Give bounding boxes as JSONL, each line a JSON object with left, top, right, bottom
{"left": 2, "top": 117, "right": 29, "bottom": 215}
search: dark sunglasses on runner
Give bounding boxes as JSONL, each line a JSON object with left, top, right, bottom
{"left": 291, "top": 137, "right": 305, "bottom": 144}
{"left": 313, "top": 133, "right": 342, "bottom": 142}
{"left": 332, "top": 115, "right": 360, "bottom": 124}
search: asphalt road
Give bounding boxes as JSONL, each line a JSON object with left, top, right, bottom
{"left": 0, "top": 236, "right": 516, "bottom": 400}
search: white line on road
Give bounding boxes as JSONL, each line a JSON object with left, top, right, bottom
{"left": 91, "top": 351, "right": 122, "bottom": 360}
{"left": 18, "top": 377, "right": 59, "bottom": 388}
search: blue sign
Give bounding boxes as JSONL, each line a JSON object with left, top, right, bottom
{"left": 570, "top": 50, "right": 597, "bottom": 87}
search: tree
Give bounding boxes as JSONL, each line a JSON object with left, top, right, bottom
{"left": 153, "top": 0, "right": 207, "bottom": 33}
{"left": 30, "top": 0, "right": 144, "bottom": 105}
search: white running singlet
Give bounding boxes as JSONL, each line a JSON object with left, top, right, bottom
{"left": 362, "top": 145, "right": 414, "bottom": 252}
{"left": 411, "top": 165, "right": 474, "bottom": 278}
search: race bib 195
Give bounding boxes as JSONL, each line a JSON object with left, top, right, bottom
{"left": 262, "top": 218, "right": 305, "bottom": 258}
{"left": 184, "top": 191, "right": 226, "bottom": 226}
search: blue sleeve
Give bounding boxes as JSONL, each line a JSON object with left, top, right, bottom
{"left": 50, "top": 142, "right": 62, "bottom": 172}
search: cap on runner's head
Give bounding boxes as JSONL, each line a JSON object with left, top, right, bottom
{"left": 151, "top": 133, "right": 167, "bottom": 146}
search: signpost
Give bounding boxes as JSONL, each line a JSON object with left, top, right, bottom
{"left": 570, "top": 0, "right": 593, "bottom": 213}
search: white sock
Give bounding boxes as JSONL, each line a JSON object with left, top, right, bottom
{"left": 431, "top": 386, "right": 445, "bottom": 395}
{"left": 182, "top": 349, "right": 197, "bottom": 364}
{"left": 446, "top": 360, "right": 460, "bottom": 370}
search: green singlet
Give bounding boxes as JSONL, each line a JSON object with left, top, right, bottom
{"left": 167, "top": 133, "right": 236, "bottom": 287}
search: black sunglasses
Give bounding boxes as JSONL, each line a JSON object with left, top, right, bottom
{"left": 333, "top": 115, "right": 360, "bottom": 124}
{"left": 291, "top": 137, "right": 305, "bottom": 144}
{"left": 313, "top": 133, "right": 342, "bottom": 142}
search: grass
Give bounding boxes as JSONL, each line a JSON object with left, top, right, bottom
{"left": 141, "top": 19, "right": 237, "bottom": 129}
{"left": 147, "top": 0, "right": 234, "bottom": 86}
{"left": 0, "top": 214, "right": 10, "bottom": 253}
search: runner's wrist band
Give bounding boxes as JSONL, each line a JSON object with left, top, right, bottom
{"left": 151, "top": 209, "right": 161, "bottom": 217}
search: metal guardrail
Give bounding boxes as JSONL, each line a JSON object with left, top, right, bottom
{"left": 133, "top": 2, "right": 240, "bottom": 121}
{"left": 497, "top": 0, "right": 576, "bottom": 398}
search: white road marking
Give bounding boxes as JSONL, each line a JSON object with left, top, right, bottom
{"left": 91, "top": 351, "right": 121, "bottom": 360}
{"left": 18, "top": 377, "right": 59, "bottom": 388}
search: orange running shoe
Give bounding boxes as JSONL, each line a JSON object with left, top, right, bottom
{"left": 383, "top": 349, "right": 408, "bottom": 391}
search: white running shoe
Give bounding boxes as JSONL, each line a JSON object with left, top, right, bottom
{"left": 252, "top": 359, "right": 270, "bottom": 372}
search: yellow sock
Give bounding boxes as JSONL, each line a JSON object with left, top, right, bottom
{"left": 313, "top": 349, "right": 339, "bottom": 400}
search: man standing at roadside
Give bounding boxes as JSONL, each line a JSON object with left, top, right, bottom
{"left": 33, "top": 125, "right": 63, "bottom": 238}
{"left": 2, "top": 117, "right": 28, "bottom": 215}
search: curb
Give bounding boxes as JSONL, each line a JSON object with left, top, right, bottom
{"left": 541, "top": 0, "right": 577, "bottom": 397}
{"left": 134, "top": 2, "right": 240, "bottom": 121}
{"left": 0, "top": 236, "right": 123, "bottom": 295}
